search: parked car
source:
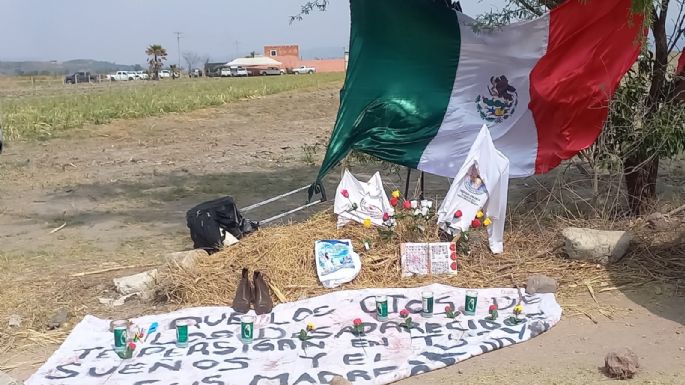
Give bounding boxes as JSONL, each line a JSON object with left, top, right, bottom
{"left": 159, "top": 70, "right": 171, "bottom": 79}
{"left": 230, "top": 66, "right": 249, "bottom": 77}
{"left": 190, "top": 68, "right": 202, "bottom": 78}
{"left": 64, "top": 72, "right": 96, "bottom": 84}
{"left": 291, "top": 66, "right": 316, "bottom": 74}
{"left": 220, "top": 67, "right": 232, "bottom": 77}
{"left": 259, "top": 67, "right": 285, "bottom": 76}
{"left": 135, "top": 71, "right": 149, "bottom": 80}
{"left": 109, "top": 71, "right": 135, "bottom": 81}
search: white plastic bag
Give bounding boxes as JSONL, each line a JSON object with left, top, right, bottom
{"left": 334, "top": 169, "right": 394, "bottom": 228}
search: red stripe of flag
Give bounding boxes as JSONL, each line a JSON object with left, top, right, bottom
{"left": 529, "top": 0, "right": 644, "bottom": 174}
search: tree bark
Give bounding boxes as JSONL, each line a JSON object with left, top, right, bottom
{"left": 622, "top": 2, "right": 670, "bottom": 215}
{"left": 624, "top": 155, "right": 659, "bottom": 215}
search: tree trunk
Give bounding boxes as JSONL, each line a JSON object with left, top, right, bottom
{"left": 624, "top": 154, "right": 659, "bottom": 215}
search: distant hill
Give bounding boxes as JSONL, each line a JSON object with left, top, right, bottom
{"left": 0, "top": 59, "right": 142, "bottom": 76}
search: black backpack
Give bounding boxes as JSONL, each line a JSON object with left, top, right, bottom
{"left": 186, "top": 196, "right": 258, "bottom": 253}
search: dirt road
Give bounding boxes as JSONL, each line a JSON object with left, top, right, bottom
{"left": 1, "top": 85, "right": 684, "bottom": 383}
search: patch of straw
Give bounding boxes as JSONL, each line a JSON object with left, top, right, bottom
{"left": 158, "top": 210, "right": 684, "bottom": 309}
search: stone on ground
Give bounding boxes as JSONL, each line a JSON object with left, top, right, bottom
{"left": 525, "top": 274, "right": 557, "bottom": 294}
{"left": 113, "top": 269, "right": 158, "bottom": 300}
{"left": 8, "top": 314, "right": 21, "bottom": 328}
{"left": 561, "top": 227, "right": 632, "bottom": 265}
{"left": 604, "top": 348, "right": 639, "bottom": 379}
{"left": 164, "top": 249, "right": 208, "bottom": 270}
{"left": 47, "top": 308, "right": 69, "bottom": 330}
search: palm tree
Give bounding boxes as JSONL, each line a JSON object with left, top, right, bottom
{"left": 145, "top": 44, "right": 167, "bottom": 80}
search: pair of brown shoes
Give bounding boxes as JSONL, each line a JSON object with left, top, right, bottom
{"left": 232, "top": 268, "right": 273, "bottom": 315}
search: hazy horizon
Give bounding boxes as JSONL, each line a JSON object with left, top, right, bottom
{"left": 2, "top": 0, "right": 681, "bottom": 65}
{"left": 2, "top": 0, "right": 508, "bottom": 65}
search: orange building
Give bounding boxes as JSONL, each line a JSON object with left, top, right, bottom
{"left": 264, "top": 44, "right": 345, "bottom": 73}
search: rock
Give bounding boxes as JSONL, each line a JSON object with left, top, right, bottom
{"left": 526, "top": 274, "right": 557, "bottom": 294}
{"left": 604, "top": 348, "right": 639, "bottom": 379}
{"left": 8, "top": 314, "right": 21, "bottom": 328}
{"left": 164, "top": 249, "right": 208, "bottom": 270}
{"left": 0, "top": 371, "right": 23, "bottom": 385}
{"left": 329, "top": 376, "right": 352, "bottom": 385}
{"left": 113, "top": 269, "right": 158, "bottom": 300}
{"left": 99, "top": 293, "right": 137, "bottom": 307}
{"left": 528, "top": 320, "right": 550, "bottom": 337}
{"left": 47, "top": 308, "right": 69, "bottom": 330}
{"left": 562, "top": 227, "right": 633, "bottom": 265}
{"left": 645, "top": 212, "right": 668, "bottom": 229}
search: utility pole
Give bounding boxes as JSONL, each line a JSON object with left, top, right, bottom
{"left": 174, "top": 32, "right": 183, "bottom": 71}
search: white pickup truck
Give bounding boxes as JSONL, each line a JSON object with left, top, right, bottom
{"left": 291, "top": 66, "right": 316, "bottom": 74}
{"left": 109, "top": 71, "right": 135, "bottom": 81}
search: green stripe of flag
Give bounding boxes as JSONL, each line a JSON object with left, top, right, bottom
{"left": 317, "top": 0, "right": 461, "bottom": 180}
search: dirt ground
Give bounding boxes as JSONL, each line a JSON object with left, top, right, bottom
{"left": 1, "top": 85, "right": 684, "bottom": 383}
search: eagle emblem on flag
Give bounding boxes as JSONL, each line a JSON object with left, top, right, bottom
{"left": 476, "top": 75, "right": 518, "bottom": 123}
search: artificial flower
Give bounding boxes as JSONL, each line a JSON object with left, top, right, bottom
{"left": 489, "top": 304, "right": 498, "bottom": 312}
{"left": 483, "top": 217, "right": 492, "bottom": 227}
{"left": 402, "top": 200, "right": 412, "bottom": 210}
{"left": 399, "top": 309, "right": 409, "bottom": 318}
{"left": 341, "top": 189, "right": 349, "bottom": 198}
{"left": 306, "top": 322, "right": 315, "bottom": 331}
{"left": 390, "top": 197, "right": 399, "bottom": 207}
{"left": 363, "top": 218, "right": 372, "bottom": 228}
{"left": 382, "top": 212, "right": 390, "bottom": 221}
{"left": 476, "top": 210, "right": 484, "bottom": 219}
{"left": 450, "top": 262, "right": 457, "bottom": 270}
{"left": 471, "top": 219, "right": 481, "bottom": 228}
{"left": 454, "top": 210, "right": 462, "bottom": 218}
{"left": 445, "top": 305, "right": 452, "bottom": 313}
{"left": 353, "top": 318, "right": 362, "bottom": 326}
{"left": 410, "top": 200, "right": 418, "bottom": 209}
{"left": 513, "top": 304, "right": 523, "bottom": 315}
{"left": 391, "top": 190, "right": 401, "bottom": 198}
{"left": 128, "top": 342, "right": 136, "bottom": 350}
{"left": 445, "top": 305, "right": 457, "bottom": 318}
{"left": 420, "top": 200, "right": 433, "bottom": 209}
{"left": 450, "top": 252, "right": 457, "bottom": 260}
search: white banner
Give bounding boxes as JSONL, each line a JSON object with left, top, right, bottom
{"left": 28, "top": 284, "right": 562, "bottom": 385}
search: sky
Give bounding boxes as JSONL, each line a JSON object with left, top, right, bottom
{"left": 0, "top": 0, "right": 507, "bottom": 65}
{"left": 1, "top": 0, "right": 681, "bottom": 65}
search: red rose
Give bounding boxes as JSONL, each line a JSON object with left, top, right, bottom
{"left": 489, "top": 304, "right": 497, "bottom": 311}
{"left": 341, "top": 189, "right": 349, "bottom": 198}
{"left": 450, "top": 262, "right": 457, "bottom": 270}
{"left": 390, "top": 197, "right": 399, "bottom": 207}
{"left": 449, "top": 243, "right": 456, "bottom": 251}
{"left": 444, "top": 305, "right": 452, "bottom": 312}
{"left": 450, "top": 252, "right": 457, "bottom": 261}
{"left": 353, "top": 318, "right": 362, "bottom": 326}
{"left": 382, "top": 212, "right": 390, "bottom": 221}
{"left": 471, "top": 219, "right": 481, "bottom": 228}
{"left": 128, "top": 342, "right": 136, "bottom": 350}
{"left": 399, "top": 309, "right": 409, "bottom": 317}
{"left": 402, "top": 200, "right": 412, "bottom": 210}
{"left": 454, "top": 210, "right": 462, "bottom": 218}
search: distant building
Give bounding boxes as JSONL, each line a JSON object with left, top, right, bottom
{"left": 264, "top": 44, "right": 345, "bottom": 73}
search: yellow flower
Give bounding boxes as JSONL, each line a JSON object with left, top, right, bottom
{"left": 391, "top": 190, "right": 400, "bottom": 198}
{"left": 363, "top": 218, "right": 372, "bottom": 228}
{"left": 476, "top": 210, "right": 484, "bottom": 219}
{"left": 306, "top": 322, "right": 315, "bottom": 331}
{"left": 513, "top": 304, "right": 523, "bottom": 315}
{"left": 483, "top": 217, "right": 492, "bottom": 227}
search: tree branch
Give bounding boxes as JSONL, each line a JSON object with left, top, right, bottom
{"left": 667, "top": 0, "right": 685, "bottom": 52}
{"left": 513, "top": 0, "right": 544, "bottom": 16}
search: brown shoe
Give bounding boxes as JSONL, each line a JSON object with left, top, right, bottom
{"left": 253, "top": 271, "right": 273, "bottom": 315}
{"left": 232, "top": 268, "right": 252, "bottom": 314}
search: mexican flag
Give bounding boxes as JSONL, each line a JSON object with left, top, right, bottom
{"left": 316, "top": 0, "right": 643, "bottom": 181}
